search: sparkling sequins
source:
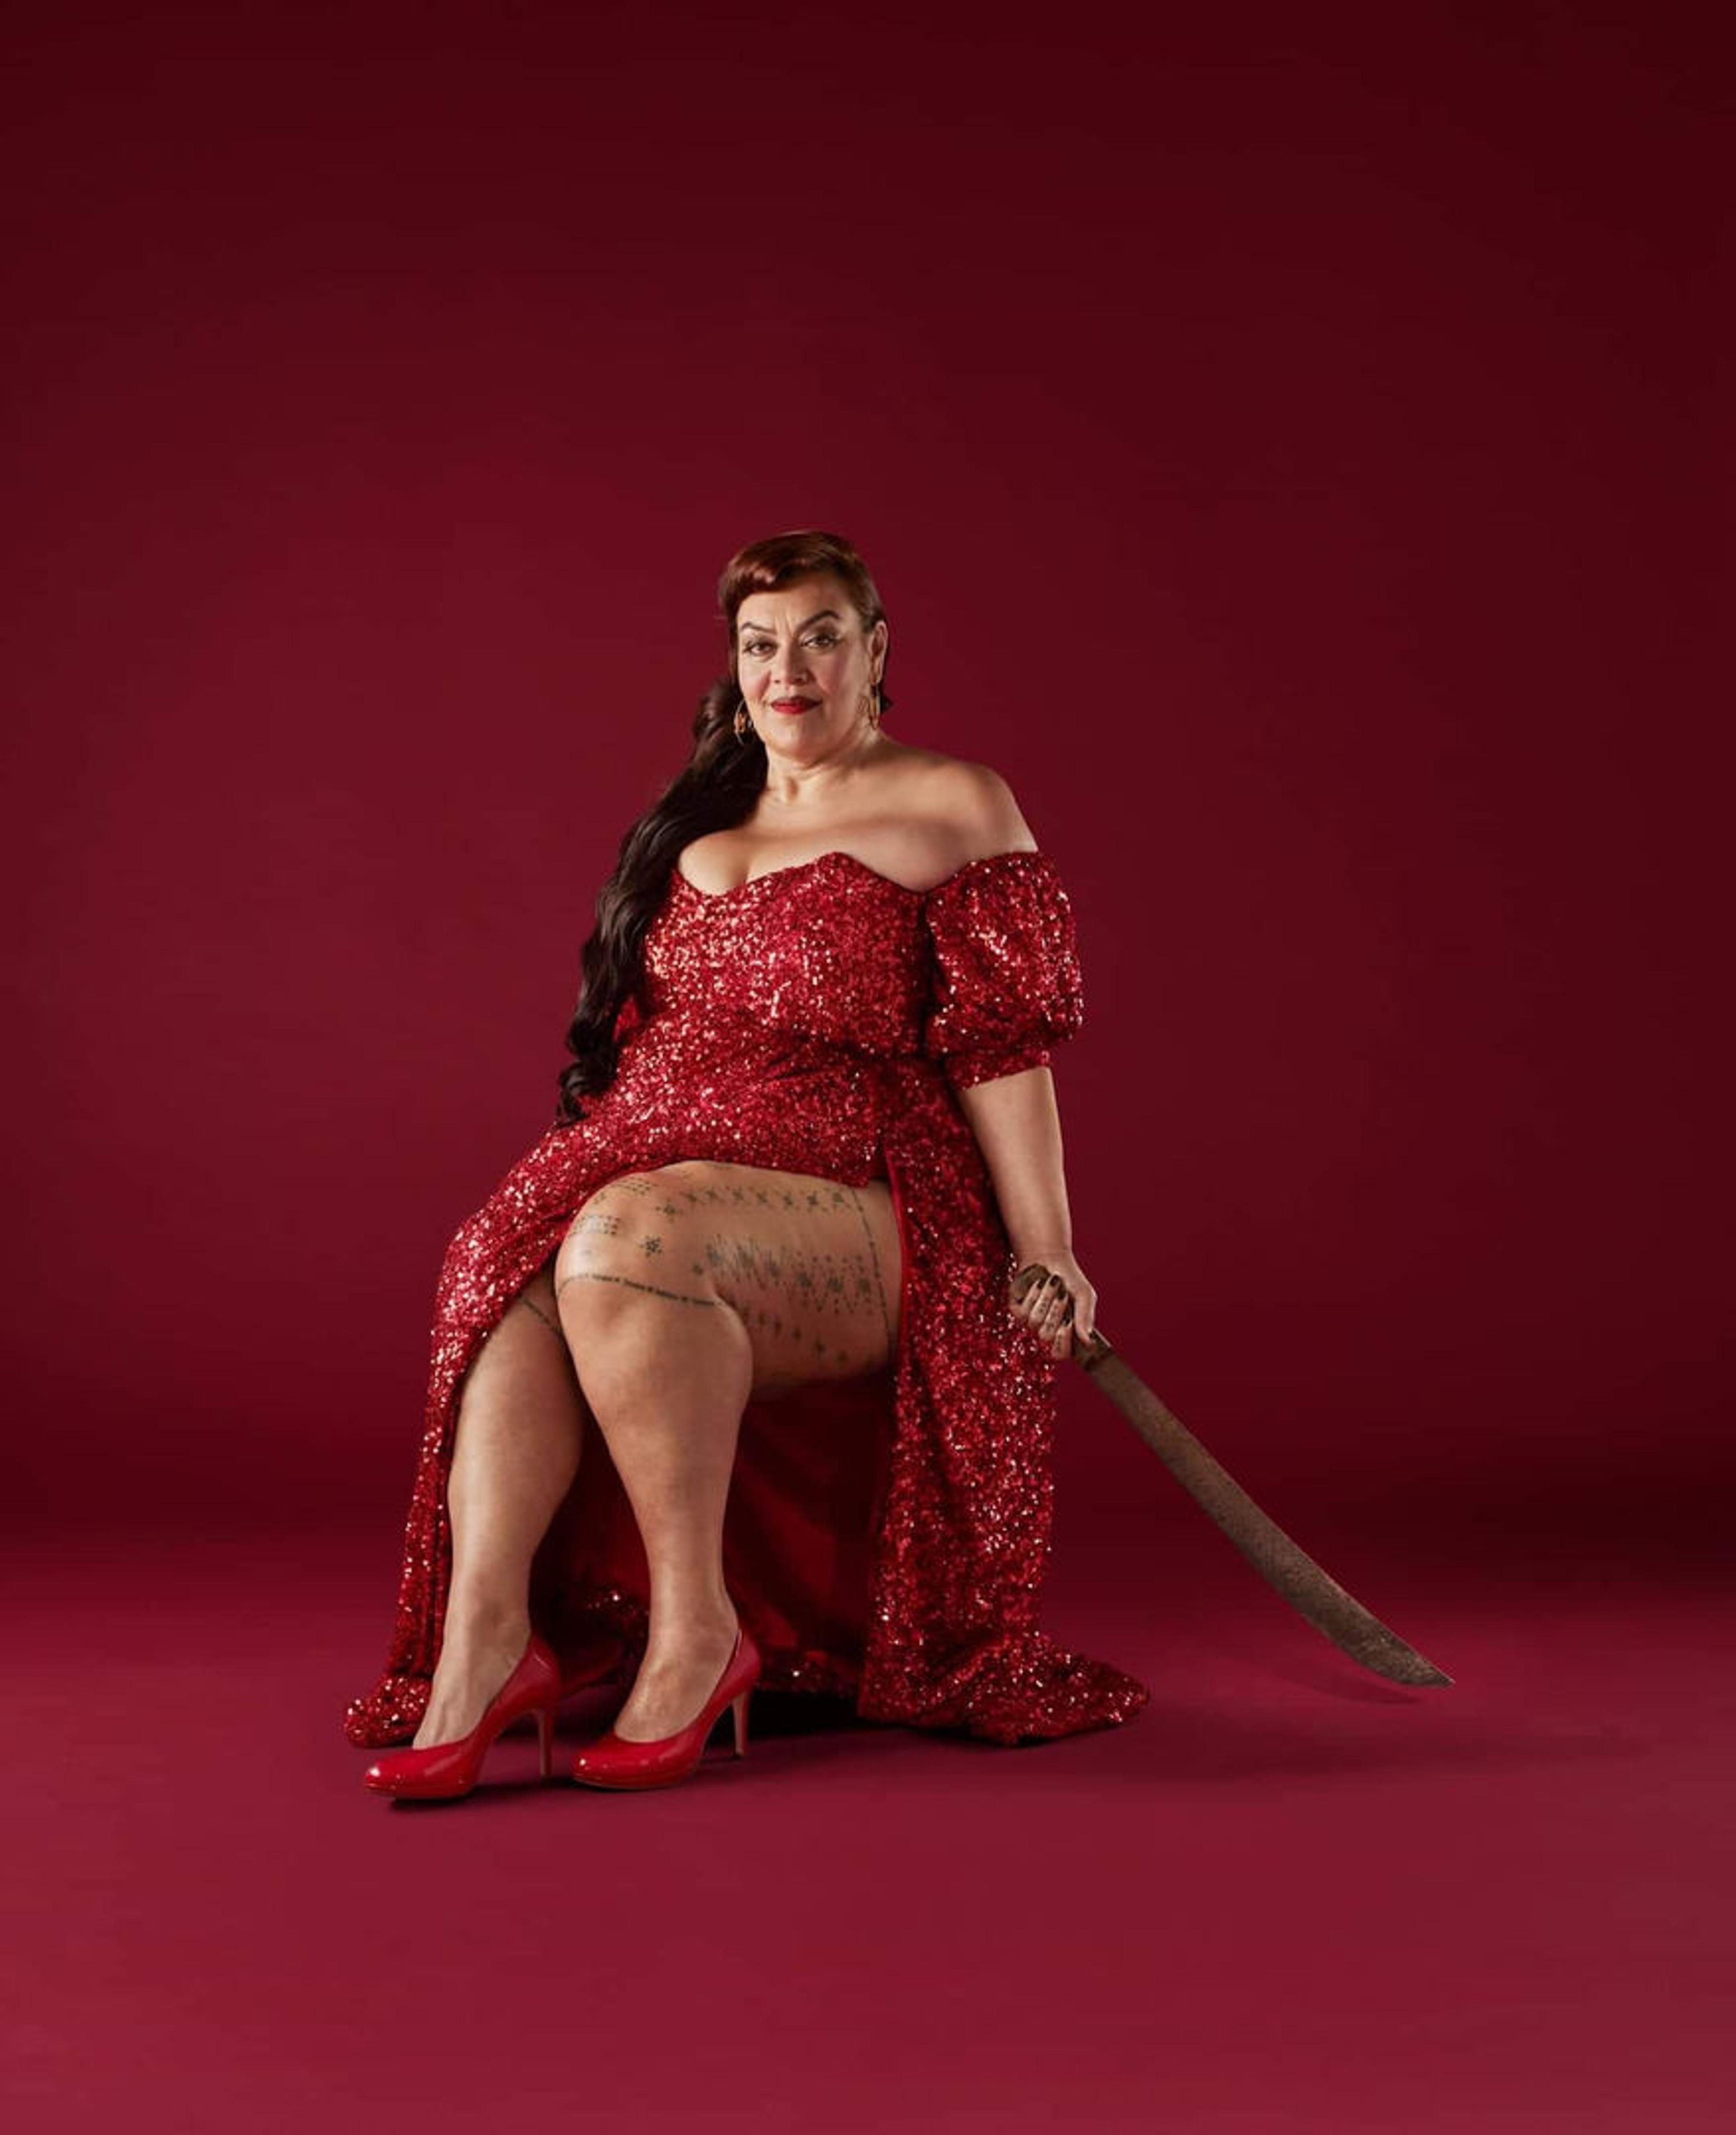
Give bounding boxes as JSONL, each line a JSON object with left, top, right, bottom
{"left": 343, "top": 849, "right": 1150, "bottom": 1751}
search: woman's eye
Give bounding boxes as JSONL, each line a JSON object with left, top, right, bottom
{"left": 743, "top": 632, "right": 837, "bottom": 655}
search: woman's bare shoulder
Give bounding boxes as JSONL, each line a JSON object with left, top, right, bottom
{"left": 899, "top": 754, "right": 1039, "bottom": 862}
{"left": 796, "top": 746, "right": 1041, "bottom": 890}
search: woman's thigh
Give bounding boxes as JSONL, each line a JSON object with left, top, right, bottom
{"left": 553, "top": 1159, "right": 901, "bottom": 1399}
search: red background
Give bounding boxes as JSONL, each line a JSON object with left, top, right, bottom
{"left": 5, "top": 4, "right": 1729, "bottom": 2130}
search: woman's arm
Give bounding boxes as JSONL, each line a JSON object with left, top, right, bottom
{"left": 955, "top": 1066, "right": 1098, "bottom": 1354}
{"left": 939, "top": 762, "right": 1099, "bottom": 1356}
{"left": 955, "top": 1065, "right": 1072, "bottom": 1265}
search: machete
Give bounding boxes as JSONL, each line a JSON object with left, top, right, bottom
{"left": 1010, "top": 1262, "right": 1452, "bottom": 1688}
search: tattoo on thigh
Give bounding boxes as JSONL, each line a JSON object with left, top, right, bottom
{"left": 555, "top": 1270, "right": 718, "bottom": 1309}
{"left": 555, "top": 1168, "right": 897, "bottom": 1378}
{"left": 847, "top": 1187, "right": 897, "bottom": 1357}
{"left": 670, "top": 1189, "right": 896, "bottom": 1375}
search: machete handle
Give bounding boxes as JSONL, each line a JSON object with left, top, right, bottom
{"left": 1009, "top": 1259, "right": 1115, "bottom": 1365}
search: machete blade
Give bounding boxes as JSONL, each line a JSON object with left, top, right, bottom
{"left": 1010, "top": 1263, "right": 1453, "bottom": 1689}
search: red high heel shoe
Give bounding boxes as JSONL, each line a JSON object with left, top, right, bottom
{"left": 571, "top": 1623, "right": 762, "bottom": 1791}
{"left": 363, "top": 1634, "right": 561, "bottom": 1800}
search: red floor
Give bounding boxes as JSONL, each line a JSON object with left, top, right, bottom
{"left": 5, "top": 1512, "right": 1729, "bottom": 2133}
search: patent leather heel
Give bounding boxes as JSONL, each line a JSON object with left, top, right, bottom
{"left": 363, "top": 1634, "right": 561, "bottom": 1801}
{"left": 571, "top": 1623, "right": 762, "bottom": 1792}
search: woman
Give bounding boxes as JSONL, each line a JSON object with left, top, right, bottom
{"left": 349, "top": 528, "right": 1150, "bottom": 1797}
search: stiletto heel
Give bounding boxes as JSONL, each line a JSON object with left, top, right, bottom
{"left": 571, "top": 1623, "right": 763, "bottom": 1791}
{"left": 363, "top": 1634, "right": 561, "bottom": 1801}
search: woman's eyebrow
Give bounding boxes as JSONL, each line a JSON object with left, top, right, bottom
{"left": 739, "top": 608, "right": 844, "bottom": 634}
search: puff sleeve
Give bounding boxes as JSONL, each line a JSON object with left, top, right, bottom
{"left": 919, "top": 851, "right": 1085, "bottom": 1093}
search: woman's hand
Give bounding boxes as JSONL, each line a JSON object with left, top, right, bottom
{"left": 1007, "top": 1247, "right": 1098, "bottom": 1361}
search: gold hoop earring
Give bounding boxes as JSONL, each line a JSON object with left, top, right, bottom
{"left": 733, "top": 703, "right": 751, "bottom": 741}
{"left": 867, "top": 682, "right": 882, "bottom": 730}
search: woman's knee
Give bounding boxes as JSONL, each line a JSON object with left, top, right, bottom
{"left": 510, "top": 1263, "right": 563, "bottom": 1339}
{"left": 454, "top": 1263, "right": 579, "bottom": 1416}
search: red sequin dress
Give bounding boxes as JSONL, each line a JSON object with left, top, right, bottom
{"left": 344, "top": 848, "right": 1150, "bottom": 1749}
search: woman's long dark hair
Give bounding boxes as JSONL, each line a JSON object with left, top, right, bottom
{"left": 552, "top": 529, "right": 894, "bottom": 1127}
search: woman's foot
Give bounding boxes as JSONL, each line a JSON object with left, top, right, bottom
{"left": 611, "top": 1607, "right": 741, "bottom": 1741}
{"left": 414, "top": 1609, "right": 535, "bottom": 1749}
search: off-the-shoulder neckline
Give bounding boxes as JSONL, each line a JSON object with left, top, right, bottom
{"left": 672, "top": 847, "right": 1054, "bottom": 904}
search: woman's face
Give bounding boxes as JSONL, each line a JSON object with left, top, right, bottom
{"left": 733, "top": 572, "right": 887, "bottom": 757}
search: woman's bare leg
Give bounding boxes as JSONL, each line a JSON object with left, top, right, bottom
{"left": 412, "top": 1263, "right": 586, "bottom": 1749}
{"left": 553, "top": 1160, "right": 901, "bottom": 1743}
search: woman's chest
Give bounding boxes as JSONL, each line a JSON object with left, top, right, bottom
{"left": 646, "top": 861, "right": 929, "bottom": 1054}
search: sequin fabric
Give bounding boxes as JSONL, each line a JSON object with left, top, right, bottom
{"left": 344, "top": 848, "right": 1151, "bottom": 1749}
